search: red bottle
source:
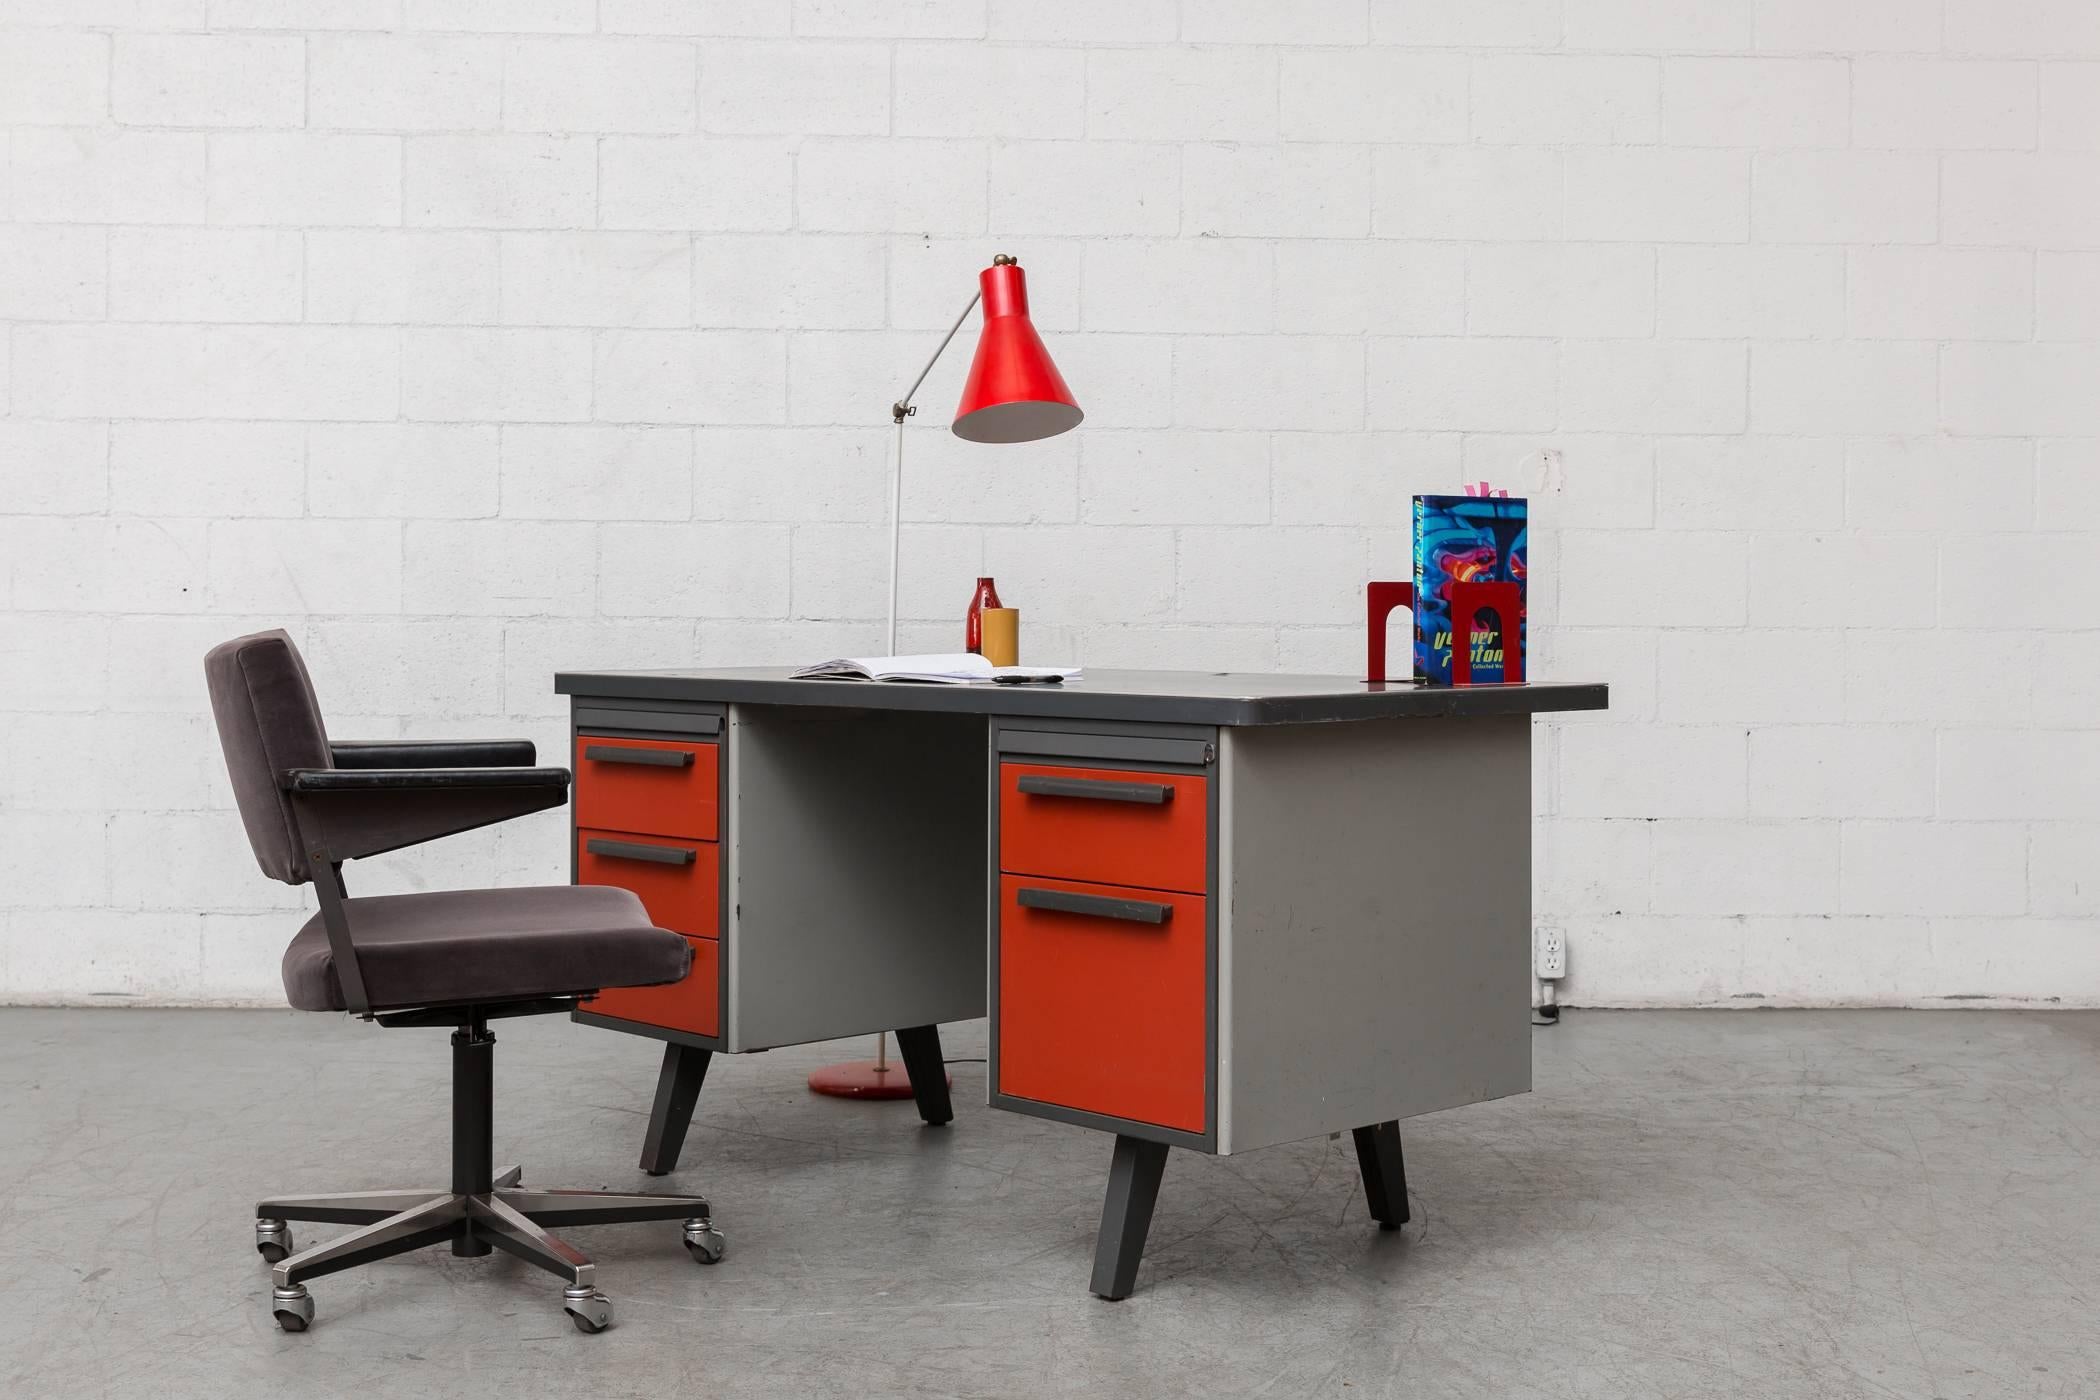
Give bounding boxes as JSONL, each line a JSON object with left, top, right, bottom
{"left": 965, "top": 576, "right": 1002, "bottom": 654}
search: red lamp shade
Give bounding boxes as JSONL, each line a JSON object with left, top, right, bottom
{"left": 952, "top": 260, "right": 1083, "bottom": 444}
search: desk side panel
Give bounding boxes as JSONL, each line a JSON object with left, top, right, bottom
{"left": 1220, "top": 715, "right": 1532, "bottom": 1154}
{"left": 727, "top": 704, "right": 989, "bottom": 1052}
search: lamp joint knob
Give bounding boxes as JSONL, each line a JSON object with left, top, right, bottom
{"left": 991, "top": 253, "right": 1017, "bottom": 266}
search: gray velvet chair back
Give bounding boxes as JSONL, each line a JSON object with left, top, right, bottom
{"left": 204, "top": 629, "right": 332, "bottom": 885}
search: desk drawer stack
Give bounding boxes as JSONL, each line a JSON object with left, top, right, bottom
{"left": 990, "top": 723, "right": 1220, "bottom": 1149}
{"left": 988, "top": 713, "right": 1533, "bottom": 1162}
{"left": 570, "top": 704, "right": 727, "bottom": 1046}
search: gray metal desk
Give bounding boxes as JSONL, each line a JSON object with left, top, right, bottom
{"left": 553, "top": 667, "right": 1607, "bottom": 1298}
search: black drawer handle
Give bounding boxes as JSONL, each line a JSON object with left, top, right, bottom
{"left": 1015, "top": 774, "right": 1174, "bottom": 805}
{"left": 585, "top": 745, "right": 694, "bottom": 768}
{"left": 585, "top": 838, "right": 696, "bottom": 866}
{"left": 1017, "top": 887, "right": 1173, "bottom": 925}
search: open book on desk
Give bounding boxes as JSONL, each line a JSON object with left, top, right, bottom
{"left": 789, "top": 653, "right": 1081, "bottom": 685}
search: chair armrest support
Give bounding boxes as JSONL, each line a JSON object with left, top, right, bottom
{"left": 329, "top": 738, "right": 538, "bottom": 769}
{"left": 287, "top": 768, "right": 570, "bottom": 864}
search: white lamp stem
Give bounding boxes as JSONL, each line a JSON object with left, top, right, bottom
{"left": 887, "top": 287, "right": 984, "bottom": 659}
{"left": 887, "top": 415, "right": 904, "bottom": 656}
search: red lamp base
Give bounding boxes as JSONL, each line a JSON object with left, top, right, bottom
{"left": 807, "top": 1059, "right": 951, "bottom": 1100}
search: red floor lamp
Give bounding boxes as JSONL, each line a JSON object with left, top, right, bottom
{"left": 808, "top": 253, "right": 1084, "bottom": 1102}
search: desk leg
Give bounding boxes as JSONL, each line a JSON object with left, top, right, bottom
{"left": 1089, "top": 1134, "right": 1170, "bottom": 1301}
{"left": 892, "top": 1024, "right": 953, "bottom": 1126}
{"left": 639, "top": 1043, "right": 712, "bottom": 1176}
{"left": 1351, "top": 1121, "right": 1410, "bottom": 1229}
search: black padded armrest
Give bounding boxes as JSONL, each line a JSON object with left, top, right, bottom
{"left": 286, "top": 766, "right": 569, "bottom": 793}
{"left": 329, "top": 739, "right": 537, "bottom": 769}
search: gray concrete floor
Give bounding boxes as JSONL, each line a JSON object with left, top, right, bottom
{"left": 1, "top": 1009, "right": 2095, "bottom": 1399}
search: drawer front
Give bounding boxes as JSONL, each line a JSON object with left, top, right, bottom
{"left": 576, "top": 829, "right": 720, "bottom": 938}
{"left": 998, "top": 762, "right": 1208, "bottom": 895}
{"left": 585, "top": 934, "right": 718, "bottom": 1038}
{"left": 996, "top": 874, "right": 1207, "bottom": 1134}
{"left": 574, "top": 736, "right": 719, "bottom": 840}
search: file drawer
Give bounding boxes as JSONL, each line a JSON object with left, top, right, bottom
{"left": 574, "top": 736, "right": 718, "bottom": 841}
{"left": 585, "top": 934, "right": 718, "bottom": 1039}
{"left": 996, "top": 874, "right": 1207, "bottom": 1134}
{"left": 576, "top": 829, "right": 720, "bottom": 938}
{"left": 998, "top": 762, "right": 1207, "bottom": 895}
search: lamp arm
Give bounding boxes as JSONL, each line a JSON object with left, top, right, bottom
{"left": 891, "top": 289, "right": 983, "bottom": 424}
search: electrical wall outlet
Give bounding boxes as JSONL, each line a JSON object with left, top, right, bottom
{"left": 1534, "top": 927, "right": 1567, "bottom": 981}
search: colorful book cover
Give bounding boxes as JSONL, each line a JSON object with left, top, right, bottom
{"left": 1412, "top": 494, "right": 1528, "bottom": 685}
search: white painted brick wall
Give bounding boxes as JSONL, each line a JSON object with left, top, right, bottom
{"left": 2040, "top": 63, "right": 2100, "bottom": 151}
{"left": 1657, "top": 246, "right": 1842, "bottom": 339}
{"left": 0, "top": 30, "right": 110, "bottom": 125}
{"left": 109, "top": 228, "right": 304, "bottom": 323}
{"left": 599, "top": 135, "right": 793, "bottom": 230}
{"left": 13, "top": 128, "right": 209, "bottom": 223}
{"left": 1, "top": 5, "right": 2094, "bottom": 1010}
{"left": 207, "top": 133, "right": 402, "bottom": 225}
{"left": 1661, "top": 56, "right": 1847, "bottom": 147}
{"left": 0, "top": 227, "right": 109, "bottom": 321}
{"left": 502, "top": 36, "right": 696, "bottom": 133}
{"left": 1568, "top": 148, "right": 1750, "bottom": 242}
{"left": 1281, "top": 50, "right": 1464, "bottom": 144}
{"left": 112, "top": 33, "right": 304, "bottom": 127}
{"left": 308, "top": 34, "right": 504, "bottom": 130}
{"left": 406, "top": 133, "right": 595, "bottom": 227}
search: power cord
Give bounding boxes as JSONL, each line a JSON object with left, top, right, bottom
{"left": 1531, "top": 981, "right": 1560, "bottom": 1027}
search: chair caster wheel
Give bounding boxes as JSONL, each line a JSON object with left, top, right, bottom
{"left": 271, "top": 1284, "right": 313, "bottom": 1333}
{"left": 682, "top": 1218, "right": 725, "bottom": 1265}
{"left": 255, "top": 1219, "right": 294, "bottom": 1264}
{"left": 564, "top": 1286, "right": 613, "bottom": 1333}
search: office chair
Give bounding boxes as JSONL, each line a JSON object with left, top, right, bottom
{"left": 204, "top": 629, "right": 725, "bottom": 1335}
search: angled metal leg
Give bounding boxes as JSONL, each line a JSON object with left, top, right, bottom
{"left": 499, "top": 1187, "right": 710, "bottom": 1228}
{"left": 1090, "top": 1135, "right": 1170, "bottom": 1301}
{"left": 467, "top": 1193, "right": 595, "bottom": 1289}
{"left": 1351, "top": 1121, "right": 1410, "bottom": 1230}
{"left": 639, "top": 1043, "right": 712, "bottom": 1176}
{"left": 493, "top": 1164, "right": 522, "bottom": 1190}
{"left": 273, "top": 1195, "right": 466, "bottom": 1288}
{"left": 892, "top": 1024, "right": 954, "bottom": 1126}
{"left": 257, "top": 1189, "right": 448, "bottom": 1226}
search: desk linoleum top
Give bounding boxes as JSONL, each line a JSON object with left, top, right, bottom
{"left": 556, "top": 667, "right": 1609, "bottom": 727}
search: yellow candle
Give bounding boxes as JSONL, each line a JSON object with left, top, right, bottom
{"left": 980, "top": 608, "right": 1019, "bottom": 667}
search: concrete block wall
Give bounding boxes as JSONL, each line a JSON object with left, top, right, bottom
{"left": 1, "top": 1, "right": 2094, "bottom": 1006}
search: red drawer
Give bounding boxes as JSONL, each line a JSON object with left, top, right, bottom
{"left": 996, "top": 874, "right": 1207, "bottom": 1134}
{"left": 574, "top": 736, "right": 718, "bottom": 840}
{"left": 576, "top": 829, "right": 719, "bottom": 938}
{"left": 586, "top": 934, "right": 718, "bottom": 1039}
{"left": 999, "top": 762, "right": 1207, "bottom": 895}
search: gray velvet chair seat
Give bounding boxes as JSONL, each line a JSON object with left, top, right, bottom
{"left": 281, "top": 884, "right": 690, "bottom": 1013}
